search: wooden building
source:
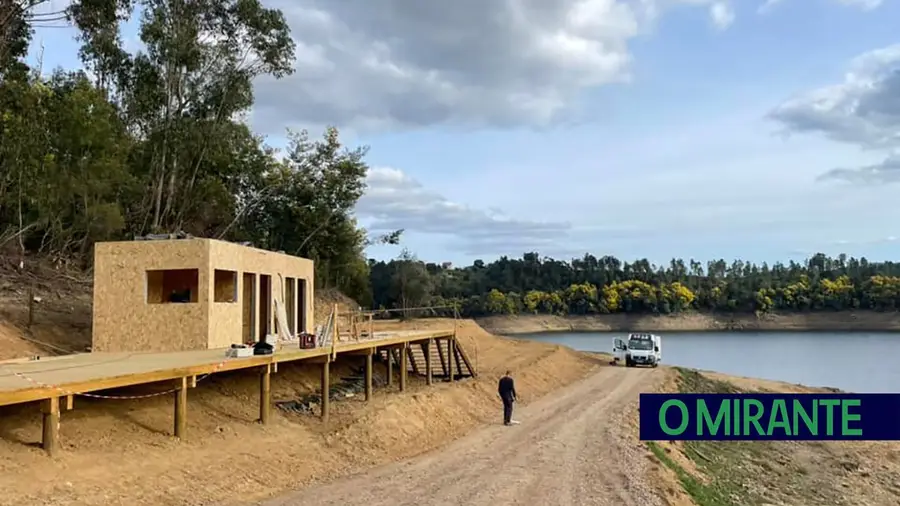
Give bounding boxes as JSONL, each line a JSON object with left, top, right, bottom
{"left": 91, "top": 238, "right": 314, "bottom": 353}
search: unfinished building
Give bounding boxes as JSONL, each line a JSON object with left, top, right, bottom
{"left": 92, "top": 238, "right": 314, "bottom": 353}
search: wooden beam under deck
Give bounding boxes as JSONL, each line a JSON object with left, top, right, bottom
{"left": 365, "top": 351, "right": 373, "bottom": 401}
{"left": 425, "top": 339, "right": 433, "bottom": 386}
{"left": 41, "top": 396, "right": 60, "bottom": 456}
{"left": 259, "top": 364, "right": 271, "bottom": 425}
{"left": 174, "top": 377, "right": 187, "bottom": 439}
{"left": 399, "top": 344, "right": 408, "bottom": 392}
{"left": 320, "top": 360, "right": 330, "bottom": 422}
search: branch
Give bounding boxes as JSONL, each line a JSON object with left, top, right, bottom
{"left": 293, "top": 208, "right": 337, "bottom": 256}
{"left": 365, "top": 229, "right": 403, "bottom": 247}
{"left": 215, "top": 184, "right": 277, "bottom": 239}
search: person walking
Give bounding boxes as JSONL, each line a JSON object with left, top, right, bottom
{"left": 498, "top": 370, "right": 517, "bottom": 426}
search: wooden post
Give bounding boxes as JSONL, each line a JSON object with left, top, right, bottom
{"left": 454, "top": 341, "right": 464, "bottom": 378}
{"left": 436, "top": 339, "right": 447, "bottom": 378}
{"left": 259, "top": 364, "right": 271, "bottom": 424}
{"left": 386, "top": 348, "right": 393, "bottom": 387}
{"left": 321, "top": 359, "right": 330, "bottom": 422}
{"left": 399, "top": 344, "right": 408, "bottom": 392}
{"left": 41, "top": 396, "right": 60, "bottom": 456}
{"left": 368, "top": 314, "right": 374, "bottom": 340}
{"left": 407, "top": 345, "right": 420, "bottom": 376}
{"left": 365, "top": 351, "right": 373, "bottom": 401}
{"left": 447, "top": 338, "right": 454, "bottom": 382}
{"left": 174, "top": 377, "right": 187, "bottom": 439}
{"left": 425, "top": 339, "right": 433, "bottom": 386}
{"left": 332, "top": 304, "right": 339, "bottom": 342}
{"left": 64, "top": 395, "right": 74, "bottom": 411}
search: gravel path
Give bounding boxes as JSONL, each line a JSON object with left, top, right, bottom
{"left": 260, "top": 366, "right": 665, "bottom": 506}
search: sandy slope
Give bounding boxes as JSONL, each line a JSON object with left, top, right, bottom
{"left": 0, "top": 320, "right": 604, "bottom": 506}
{"left": 260, "top": 366, "right": 665, "bottom": 506}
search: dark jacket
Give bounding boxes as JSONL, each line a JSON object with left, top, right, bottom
{"left": 498, "top": 375, "right": 517, "bottom": 401}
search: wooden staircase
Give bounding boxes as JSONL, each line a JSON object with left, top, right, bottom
{"left": 378, "top": 339, "right": 476, "bottom": 380}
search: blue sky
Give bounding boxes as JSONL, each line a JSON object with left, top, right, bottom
{"left": 30, "top": 0, "right": 900, "bottom": 266}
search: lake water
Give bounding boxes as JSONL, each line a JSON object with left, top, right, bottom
{"left": 515, "top": 331, "right": 900, "bottom": 393}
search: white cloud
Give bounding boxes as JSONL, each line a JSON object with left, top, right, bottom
{"left": 357, "top": 167, "right": 573, "bottom": 256}
{"left": 759, "top": 0, "right": 882, "bottom": 13}
{"left": 253, "top": 0, "right": 740, "bottom": 133}
{"left": 757, "top": 0, "right": 782, "bottom": 13}
{"left": 817, "top": 154, "right": 900, "bottom": 184}
{"left": 769, "top": 44, "right": 900, "bottom": 184}
{"left": 710, "top": 2, "right": 735, "bottom": 29}
{"left": 835, "top": 0, "right": 883, "bottom": 10}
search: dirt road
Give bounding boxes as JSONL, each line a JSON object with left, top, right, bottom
{"left": 259, "top": 366, "right": 665, "bottom": 506}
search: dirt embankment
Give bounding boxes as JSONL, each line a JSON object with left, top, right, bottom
{"left": 0, "top": 318, "right": 603, "bottom": 506}
{"left": 478, "top": 311, "right": 900, "bottom": 335}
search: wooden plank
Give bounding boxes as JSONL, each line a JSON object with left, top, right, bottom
{"left": 453, "top": 339, "right": 464, "bottom": 379}
{"left": 174, "top": 377, "right": 187, "bottom": 439}
{"left": 407, "top": 343, "right": 420, "bottom": 376}
{"left": 0, "top": 355, "right": 275, "bottom": 407}
{"left": 365, "top": 352, "right": 373, "bottom": 401}
{"left": 424, "top": 340, "right": 432, "bottom": 386}
{"left": 0, "top": 329, "right": 455, "bottom": 408}
{"left": 386, "top": 348, "right": 393, "bottom": 387}
{"left": 320, "top": 360, "right": 330, "bottom": 422}
{"left": 447, "top": 339, "right": 454, "bottom": 382}
{"left": 456, "top": 340, "right": 477, "bottom": 378}
{"left": 259, "top": 364, "right": 271, "bottom": 425}
{"left": 436, "top": 339, "right": 448, "bottom": 378}
{"left": 399, "top": 345, "right": 408, "bottom": 392}
{"left": 344, "top": 348, "right": 375, "bottom": 356}
{"left": 332, "top": 304, "right": 339, "bottom": 343}
{"left": 41, "top": 396, "right": 60, "bottom": 456}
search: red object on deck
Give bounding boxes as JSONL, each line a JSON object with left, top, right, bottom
{"left": 299, "top": 333, "right": 316, "bottom": 349}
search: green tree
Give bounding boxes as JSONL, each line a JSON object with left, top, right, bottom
{"left": 368, "top": 252, "right": 900, "bottom": 317}
{"left": 389, "top": 249, "right": 433, "bottom": 315}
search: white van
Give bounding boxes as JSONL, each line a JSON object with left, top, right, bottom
{"left": 612, "top": 333, "right": 661, "bottom": 368}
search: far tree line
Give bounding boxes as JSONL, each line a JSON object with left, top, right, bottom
{"left": 368, "top": 250, "right": 900, "bottom": 316}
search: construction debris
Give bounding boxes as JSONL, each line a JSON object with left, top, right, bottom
{"left": 275, "top": 366, "right": 388, "bottom": 415}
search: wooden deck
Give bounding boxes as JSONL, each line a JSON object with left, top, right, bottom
{"left": 0, "top": 320, "right": 480, "bottom": 457}
{"left": 0, "top": 329, "right": 453, "bottom": 407}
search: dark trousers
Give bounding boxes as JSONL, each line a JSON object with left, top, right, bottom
{"left": 502, "top": 396, "right": 514, "bottom": 424}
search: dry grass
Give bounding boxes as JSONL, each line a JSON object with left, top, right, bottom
{"left": 648, "top": 368, "right": 900, "bottom": 506}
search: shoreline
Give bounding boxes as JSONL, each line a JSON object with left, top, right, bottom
{"left": 476, "top": 310, "right": 900, "bottom": 335}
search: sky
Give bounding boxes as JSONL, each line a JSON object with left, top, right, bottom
{"left": 28, "top": 0, "right": 900, "bottom": 267}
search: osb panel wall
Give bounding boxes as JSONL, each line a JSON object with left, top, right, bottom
{"left": 92, "top": 240, "right": 210, "bottom": 353}
{"left": 207, "top": 239, "right": 315, "bottom": 348}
